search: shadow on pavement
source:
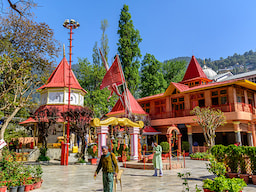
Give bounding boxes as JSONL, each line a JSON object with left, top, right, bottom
{"left": 128, "top": 174, "right": 154, "bottom": 177}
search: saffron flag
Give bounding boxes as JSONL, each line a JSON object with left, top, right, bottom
{"left": 100, "top": 56, "right": 125, "bottom": 90}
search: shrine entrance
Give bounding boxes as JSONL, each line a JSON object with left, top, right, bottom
{"left": 90, "top": 117, "right": 144, "bottom": 160}
{"left": 166, "top": 125, "right": 182, "bottom": 156}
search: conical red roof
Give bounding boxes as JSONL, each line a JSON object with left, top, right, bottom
{"left": 106, "top": 89, "right": 147, "bottom": 116}
{"left": 38, "top": 57, "right": 87, "bottom": 93}
{"left": 181, "top": 56, "right": 208, "bottom": 82}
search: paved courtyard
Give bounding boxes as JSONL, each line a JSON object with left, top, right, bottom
{"left": 33, "top": 158, "right": 256, "bottom": 192}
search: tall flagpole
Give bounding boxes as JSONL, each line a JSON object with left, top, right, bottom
{"left": 116, "top": 55, "right": 131, "bottom": 117}
{"left": 62, "top": 19, "right": 80, "bottom": 166}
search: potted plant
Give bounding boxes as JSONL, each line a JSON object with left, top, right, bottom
{"left": 190, "top": 153, "right": 195, "bottom": 160}
{"left": 0, "top": 182, "right": 7, "bottom": 192}
{"left": 24, "top": 179, "right": 33, "bottom": 192}
{"left": 206, "top": 157, "right": 227, "bottom": 177}
{"left": 199, "top": 152, "right": 205, "bottom": 160}
{"left": 76, "top": 158, "right": 87, "bottom": 164}
{"left": 202, "top": 179, "right": 214, "bottom": 192}
{"left": 9, "top": 179, "right": 19, "bottom": 192}
{"left": 210, "top": 144, "right": 226, "bottom": 163}
{"left": 75, "top": 152, "right": 88, "bottom": 165}
{"left": 160, "top": 142, "right": 169, "bottom": 155}
{"left": 247, "top": 146, "right": 256, "bottom": 184}
{"left": 22, "top": 165, "right": 33, "bottom": 192}
{"left": 227, "top": 177, "right": 247, "bottom": 192}
{"left": 33, "top": 165, "right": 43, "bottom": 189}
{"left": 238, "top": 146, "right": 249, "bottom": 184}
{"left": 37, "top": 148, "right": 50, "bottom": 162}
{"left": 17, "top": 173, "right": 26, "bottom": 192}
{"left": 117, "top": 144, "right": 128, "bottom": 162}
{"left": 194, "top": 152, "right": 200, "bottom": 160}
{"left": 212, "top": 175, "right": 229, "bottom": 192}
{"left": 182, "top": 141, "right": 189, "bottom": 156}
{"left": 87, "top": 144, "right": 98, "bottom": 165}
{"left": 225, "top": 145, "right": 239, "bottom": 178}
{"left": 0, "top": 171, "right": 7, "bottom": 192}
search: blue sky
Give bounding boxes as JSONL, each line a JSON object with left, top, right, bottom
{"left": 27, "top": 0, "right": 256, "bottom": 65}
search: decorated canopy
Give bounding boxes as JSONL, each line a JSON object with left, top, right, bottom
{"left": 142, "top": 126, "right": 161, "bottom": 135}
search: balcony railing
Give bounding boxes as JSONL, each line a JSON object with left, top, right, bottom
{"left": 150, "top": 103, "right": 254, "bottom": 120}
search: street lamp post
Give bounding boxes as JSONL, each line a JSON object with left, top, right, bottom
{"left": 63, "top": 19, "right": 80, "bottom": 165}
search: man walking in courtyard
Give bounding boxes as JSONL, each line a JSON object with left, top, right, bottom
{"left": 152, "top": 142, "right": 163, "bottom": 177}
{"left": 94, "top": 146, "right": 119, "bottom": 192}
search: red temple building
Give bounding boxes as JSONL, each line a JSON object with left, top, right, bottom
{"left": 137, "top": 56, "right": 256, "bottom": 153}
{"left": 20, "top": 56, "right": 87, "bottom": 145}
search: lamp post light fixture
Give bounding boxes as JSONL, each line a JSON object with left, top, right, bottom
{"left": 62, "top": 19, "right": 80, "bottom": 166}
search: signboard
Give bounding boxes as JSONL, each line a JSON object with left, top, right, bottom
{"left": 0, "top": 139, "right": 7, "bottom": 149}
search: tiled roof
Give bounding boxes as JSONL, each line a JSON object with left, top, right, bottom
{"left": 38, "top": 57, "right": 87, "bottom": 93}
{"left": 222, "top": 70, "right": 256, "bottom": 81}
{"left": 182, "top": 79, "right": 242, "bottom": 93}
{"left": 172, "top": 82, "right": 189, "bottom": 92}
{"left": 137, "top": 93, "right": 164, "bottom": 102}
{"left": 107, "top": 89, "right": 147, "bottom": 116}
{"left": 137, "top": 79, "right": 256, "bottom": 102}
{"left": 181, "top": 55, "right": 209, "bottom": 82}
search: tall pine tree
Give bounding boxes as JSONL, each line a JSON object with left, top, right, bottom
{"left": 101, "top": 19, "right": 109, "bottom": 64}
{"left": 117, "top": 4, "right": 142, "bottom": 95}
{"left": 140, "top": 53, "right": 167, "bottom": 97}
{"left": 162, "top": 60, "right": 187, "bottom": 86}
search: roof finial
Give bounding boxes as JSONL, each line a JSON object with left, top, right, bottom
{"left": 63, "top": 44, "right": 65, "bottom": 58}
{"left": 203, "top": 58, "right": 207, "bottom": 69}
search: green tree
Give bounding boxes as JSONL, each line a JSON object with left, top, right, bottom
{"left": 140, "top": 53, "right": 167, "bottom": 97}
{"left": 0, "top": 13, "right": 60, "bottom": 75}
{"left": 75, "top": 58, "right": 117, "bottom": 118}
{"left": 100, "top": 19, "right": 109, "bottom": 64}
{"left": 117, "top": 4, "right": 142, "bottom": 95}
{"left": 92, "top": 42, "right": 100, "bottom": 66}
{"left": 0, "top": 12, "right": 60, "bottom": 141}
{"left": 61, "top": 107, "right": 94, "bottom": 160}
{"left": 191, "top": 106, "right": 226, "bottom": 148}
{"left": 162, "top": 60, "right": 187, "bottom": 86}
{"left": 33, "top": 107, "right": 59, "bottom": 149}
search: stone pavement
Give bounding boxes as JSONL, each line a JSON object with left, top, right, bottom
{"left": 33, "top": 158, "right": 256, "bottom": 192}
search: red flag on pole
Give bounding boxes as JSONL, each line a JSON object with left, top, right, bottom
{"left": 100, "top": 56, "right": 125, "bottom": 90}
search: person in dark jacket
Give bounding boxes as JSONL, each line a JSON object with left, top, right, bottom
{"left": 94, "top": 146, "right": 119, "bottom": 192}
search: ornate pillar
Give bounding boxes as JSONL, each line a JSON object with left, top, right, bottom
{"left": 97, "top": 126, "right": 109, "bottom": 158}
{"left": 177, "top": 134, "right": 182, "bottom": 156}
{"left": 244, "top": 90, "right": 249, "bottom": 104}
{"left": 186, "top": 125, "right": 193, "bottom": 154}
{"left": 252, "top": 122, "right": 256, "bottom": 146}
{"left": 233, "top": 88, "right": 238, "bottom": 111}
{"left": 247, "top": 123, "right": 253, "bottom": 146}
{"left": 204, "top": 90, "right": 211, "bottom": 107}
{"left": 129, "top": 127, "right": 140, "bottom": 160}
{"left": 167, "top": 133, "right": 172, "bottom": 157}
{"left": 233, "top": 121, "right": 242, "bottom": 146}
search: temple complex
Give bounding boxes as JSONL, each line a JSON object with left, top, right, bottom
{"left": 137, "top": 56, "right": 256, "bottom": 153}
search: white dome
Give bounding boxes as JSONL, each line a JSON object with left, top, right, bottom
{"left": 203, "top": 65, "right": 217, "bottom": 79}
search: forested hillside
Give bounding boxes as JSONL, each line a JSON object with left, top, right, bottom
{"left": 166, "top": 50, "right": 256, "bottom": 75}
